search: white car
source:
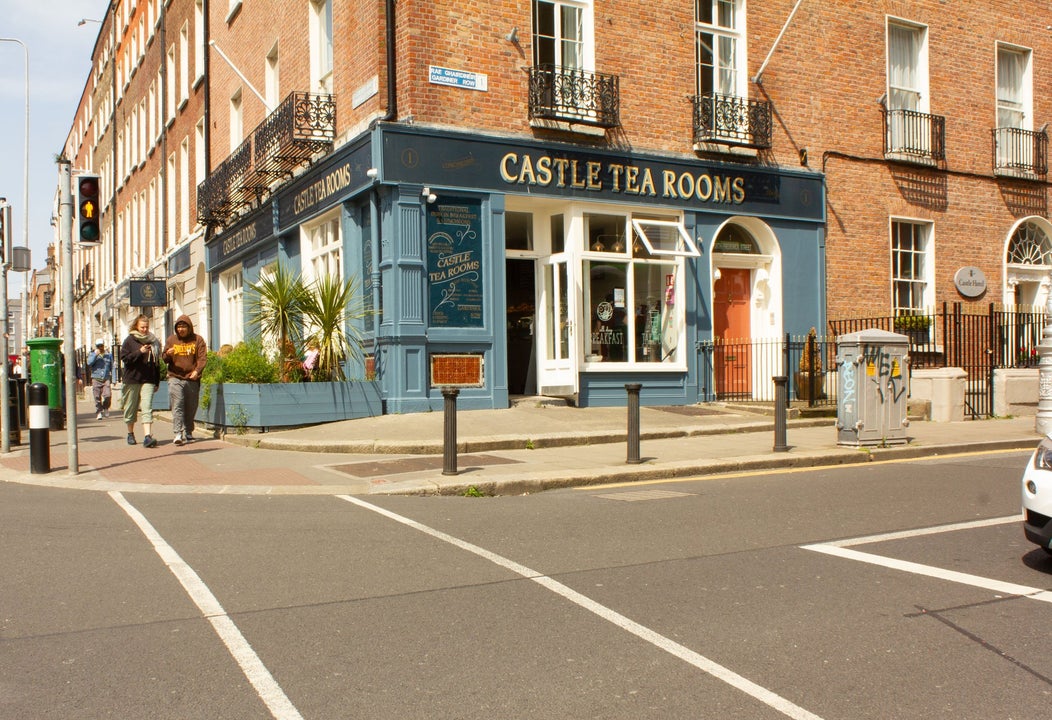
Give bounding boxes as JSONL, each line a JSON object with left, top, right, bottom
{"left": 1023, "top": 436, "right": 1052, "bottom": 555}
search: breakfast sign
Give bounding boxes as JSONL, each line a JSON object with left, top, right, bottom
{"left": 427, "top": 198, "right": 484, "bottom": 327}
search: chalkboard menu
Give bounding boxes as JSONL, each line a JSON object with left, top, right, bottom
{"left": 427, "top": 199, "right": 484, "bottom": 327}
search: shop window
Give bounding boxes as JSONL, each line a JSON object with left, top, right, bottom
{"left": 583, "top": 213, "right": 684, "bottom": 365}
{"left": 302, "top": 211, "right": 342, "bottom": 282}
{"left": 506, "top": 212, "right": 533, "bottom": 251}
{"left": 550, "top": 214, "right": 565, "bottom": 254}
{"left": 219, "top": 266, "right": 244, "bottom": 346}
{"left": 631, "top": 218, "right": 699, "bottom": 257}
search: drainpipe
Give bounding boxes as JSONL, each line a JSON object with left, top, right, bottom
{"left": 383, "top": 0, "right": 397, "bottom": 122}
{"left": 202, "top": 0, "right": 210, "bottom": 178}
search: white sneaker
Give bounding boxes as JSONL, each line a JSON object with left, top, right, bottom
{"left": 96, "top": 411, "right": 103, "bottom": 420}
{"left": 173, "top": 434, "right": 185, "bottom": 446}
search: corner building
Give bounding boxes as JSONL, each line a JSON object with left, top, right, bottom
{"left": 202, "top": 0, "right": 830, "bottom": 413}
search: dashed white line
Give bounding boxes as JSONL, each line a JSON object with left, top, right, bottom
{"left": 109, "top": 491, "right": 304, "bottom": 720}
{"left": 337, "top": 494, "right": 824, "bottom": 720}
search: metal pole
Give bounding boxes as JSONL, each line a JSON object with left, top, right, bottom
{"left": 442, "top": 387, "right": 459, "bottom": 476}
{"left": 625, "top": 383, "right": 642, "bottom": 464}
{"left": 1037, "top": 280, "right": 1052, "bottom": 435}
{"left": 57, "top": 158, "right": 79, "bottom": 474}
{"left": 0, "top": 37, "right": 29, "bottom": 363}
{"left": 773, "top": 376, "right": 789, "bottom": 452}
{"left": 0, "top": 198, "right": 9, "bottom": 455}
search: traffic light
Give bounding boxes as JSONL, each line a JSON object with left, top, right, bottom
{"left": 0, "top": 203, "right": 9, "bottom": 264}
{"left": 75, "top": 173, "right": 102, "bottom": 244}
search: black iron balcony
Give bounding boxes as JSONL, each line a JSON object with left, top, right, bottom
{"left": 882, "top": 108, "right": 946, "bottom": 162}
{"left": 528, "top": 65, "right": 620, "bottom": 128}
{"left": 198, "top": 91, "right": 336, "bottom": 227}
{"left": 992, "top": 126, "right": 1048, "bottom": 177}
{"left": 691, "top": 93, "right": 772, "bottom": 149}
{"left": 197, "top": 137, "right": 253, "bottom": 226}
{"left": 255, "top": 91, "right": 336, "bottom": 180}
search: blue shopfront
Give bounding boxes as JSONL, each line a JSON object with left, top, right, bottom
{"left": 206, "top": 124, "right": 825, "bottom": 414}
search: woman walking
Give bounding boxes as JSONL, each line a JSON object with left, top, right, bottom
{"left": 120, "top": 314, "right": 161, "bottom": 448}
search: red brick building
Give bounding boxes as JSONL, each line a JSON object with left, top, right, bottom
{"left": 61, "top": 1, "right": 1051, "bottom": 412}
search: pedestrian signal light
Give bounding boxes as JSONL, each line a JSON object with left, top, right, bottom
{"left": 76, "top": 173, "right": 102, "bottom": 244}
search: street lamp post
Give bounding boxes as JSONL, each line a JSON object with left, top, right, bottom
{"left": 0, "top": 37, "right": 28, "bottom": 455}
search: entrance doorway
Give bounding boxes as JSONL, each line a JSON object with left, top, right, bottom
{"left": 713, "top": 267, "right": 752, "bottom": 396}
{"left": 506, "top": 258, "right": 536, "bottom": 395}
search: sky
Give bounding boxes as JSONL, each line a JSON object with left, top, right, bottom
{"left": 0, "top": 0, "right": 109, "bottom": 298}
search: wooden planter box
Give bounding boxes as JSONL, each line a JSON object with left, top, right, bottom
{"left": 197, "top": 381, "right": 383, "bottom": 430}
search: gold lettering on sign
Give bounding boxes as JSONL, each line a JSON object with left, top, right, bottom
{"left": 498, "top": 152, "right": 747, "bottom": 205}
{"left": 293, "top": 164, "right": 353, "bottom": 215}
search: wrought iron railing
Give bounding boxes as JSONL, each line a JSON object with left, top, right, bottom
{"left": 198, "top": 91, "right": 336, "bottom": 227}
{"left": 254, "top": 91, "right": 336, "bottom": 179}
{"left": 882, "top": 108, "right": 946, "bottom": 162}
{"left": 992, "top": 126, "right": 1048, "bottom": 176}
{"left": 528, "top": 65, "right": 620, "bottom": 128}
{"left": 697, "top": 333, "right": 838, "bottom": 407}
{"left": 691, "top": 93, "right": 772, "bottom": 149}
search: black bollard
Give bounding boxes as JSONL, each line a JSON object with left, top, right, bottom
{"left": 442, "top": 387, "right": 460, "bottom": 476}
{"left": 773, "top": 376, "right": 788, "bottom": 452}
{"left": 626, "top": 383, "right": 642, "bottom": 464}
{"left": 29, "top": 383, "right": 50, "bottom": 474}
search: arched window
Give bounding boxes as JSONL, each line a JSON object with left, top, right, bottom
{"left": 1007, "top": 220, "right": 1052, "bottom": 266}
{"left": 713, "top": 223, "right": 759, "bottom": 254}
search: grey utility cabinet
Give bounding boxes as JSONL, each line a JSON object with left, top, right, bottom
{"left": 836, "top": 329, "right": 910, "bottom": 446}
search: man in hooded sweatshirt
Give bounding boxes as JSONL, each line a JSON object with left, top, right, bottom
{"left": 162, "top": 315, "right": 208, "bottom": 446}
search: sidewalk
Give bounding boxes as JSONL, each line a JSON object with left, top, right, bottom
{"left": 0, "top": 398, "right": 1042, "bottom": 496}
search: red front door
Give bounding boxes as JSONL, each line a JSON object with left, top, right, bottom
{"left": 713, "top": 268, "right": 752, "bottom": 396}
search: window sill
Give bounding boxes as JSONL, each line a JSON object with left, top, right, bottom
{"left": 193, "top": 74, "right": 205, "bottom": 91}
{"left": 178, "top": 97, "right": 189, "bottom": 113}
{"left": 692, "top": 141, "right": 760, "bottom": 158}
{"left": 884, "top": 152, "right": 939, "bottom": 168}
{"left": 225, "top": 1, "right": 243, "bottom": 24}
{"left": 582, "top": 360, "right": 687, "bottom": 372}
{"left": 529, "top": 118, "right": 607, "bottom": 137}
{"left": 995, "top": 167, "right": 1045, "bottom": 182}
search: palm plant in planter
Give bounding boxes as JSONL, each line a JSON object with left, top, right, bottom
{"left": 197, "top": 264, "right": 380, "bottom": 431}
{"left": 299, "top": 272, "right": 369, "bottom": 381}
{"left": 246, "top": 263, "right": 309, "bottom": 382}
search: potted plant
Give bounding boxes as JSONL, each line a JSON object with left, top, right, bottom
{"left": 794, "top": 327, "right": 826, "bottom": 401}
{"left": 198, "top": 266, "right": 381, "bottom": 431}
{"left": 893, "top": 312, "right": 932, "bottom": 344}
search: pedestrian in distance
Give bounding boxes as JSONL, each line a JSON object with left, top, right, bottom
{"left": 162, "top": 314, "right": 207, "bottom": 446}
{"left": 120, "top": 314, "right": 161, "bottom": 448}
{"left": 87, "top": 339, "right": 113, "bottom": 419}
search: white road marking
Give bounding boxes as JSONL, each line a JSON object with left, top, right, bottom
{"left": 802, "top": 514, "right": 1052, "bottom": 604}
{"left": 820, "top": 515, "right": 1023, "bottom": 548}
{"left": 337, "top": 494, "right": 824, "bottom": 720}
{"left": 109, "top": 491, "right": 304, "bottom": 720}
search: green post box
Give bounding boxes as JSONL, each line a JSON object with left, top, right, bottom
{"left": 27, "top": 337, "right": 64, "bottom": 430}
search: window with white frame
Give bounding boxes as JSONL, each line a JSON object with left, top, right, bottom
{"left": 302, "top": 211, "right": 342, "bottom": 283}
{"left": 219, "top": 266, "right": 245, "bottom": 345}
{"left": 266, "top": 43, "right": 280, "bottom": 110}
{"left": 194, "top": 1, "right": 205, "bottom": 83}
{"left": 886, "top": 20, "right": 930, "bottom": 154}
{"left": 995, "top": 43, "right": 1034, "bottom": 170}
{"left": 581, "top": 212, "right": 694, "bottom": 365}
{"left": 532, "top": 0, "right": 590, "bottom": 70}
{"left": 166, "top": 45, "right": 176, "bottom": 121}
{"left": 891, "top": 219, "right": 933, "bottom": 316}
{"left": 179, "top": 137, "right": 190, "bottom": 241}
{"left": 310, "top": 0, "right": 333, "bottom": 93}
{"left": 230, "top": 88, "right": 243, "bottom": 151}
{"left": 179, "top": 21, "right": 189, "bottom": 104}
{"left": 695, "top": 0, "right": 745, "bottom": 98}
